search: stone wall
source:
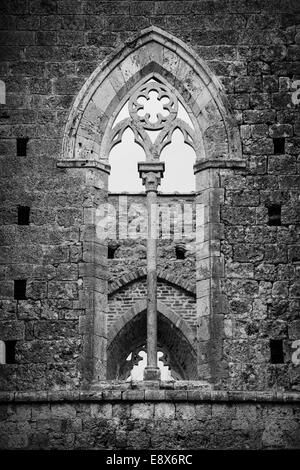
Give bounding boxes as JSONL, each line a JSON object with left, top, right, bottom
{"left": 107, "top": 193, "right": 196, "bottom": 287}
{"left": 0, "top": 388, "right": 299, "bottom": 449}
{"left": 220, "top": 167, "right": 300, "bottom": 390}
{"left": 0, "top": 166, "right": 89, "bottom": 391}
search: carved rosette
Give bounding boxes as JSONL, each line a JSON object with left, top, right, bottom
{"left": 129, "top": 82, "right": 178, "bottom": 130}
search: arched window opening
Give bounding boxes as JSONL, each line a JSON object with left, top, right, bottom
{"left": 107, "top": 77, "right": 199, "bottom": 381}
{"left": 108, "top": 78, "right": 197, "bottom": 193}
{"left": 109, "top": 127, "right": 145, "bottom": 192}
{"left": 126, "top": 348, "right": 173, "bottom": 381}
{"left": 107, "top": 309, "right": 197, "bottom": 381}
{"left": 160, "top": 128, "right": 195, "bottom": 192}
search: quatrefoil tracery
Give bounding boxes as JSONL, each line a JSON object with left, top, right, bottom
{"left": 109, "top": 81, "right": 198, "bottom": 161}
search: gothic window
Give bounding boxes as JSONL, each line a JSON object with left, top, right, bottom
{"left": 108, "top": 79, "right": 197, "bottom": 192}
{"left": 60, "top": 26, "right": 243, "bottom": 384}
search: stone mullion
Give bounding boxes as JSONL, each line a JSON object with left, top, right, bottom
{"left": 138, "top": 162, "right": 165, "bottom": 381}
{"left": 145, "top": 189, "right": 159, "bottom": 376}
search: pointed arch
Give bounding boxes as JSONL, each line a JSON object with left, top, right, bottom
{"left": 60, "top": 26, "right": 241, "bottom": 165}
{"left": 108, "top": 267, "right": 196, "bottom": 296}
{"left": 108, "top": 299, "right": 196, "bottom": 346}
{"left": 107, "top": 299, "right": 197, "bottom": 380}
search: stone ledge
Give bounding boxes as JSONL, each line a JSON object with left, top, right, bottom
{"left": 193, "top": 159, "right": 247, "bottom": 173}
{"left": 1, "top": 389, "right": 299, "bottom": 404}
{"left": 57, "top": 159, "right": 111, "bottom": 173}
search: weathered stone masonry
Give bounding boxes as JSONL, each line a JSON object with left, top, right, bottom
{"left": 0, "top": 388, "right": 299, "bottom": 449}
{"left": 0, "top": 0, "right": 299, "bottom": 449}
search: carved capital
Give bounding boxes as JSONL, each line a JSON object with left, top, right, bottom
{"left": 138, "top": 162, "right": 165, "bottom": 192}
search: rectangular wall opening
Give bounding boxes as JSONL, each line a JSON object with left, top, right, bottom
{"left": 175, "top": 245, "right": 186, "bottom": 259}
{"left": 14, "top": 279, "right": 27, "bottom": 300}
{"left": 5, "top": 340, "right": 16, "bottom": 364}
{"left": 17, "top": 137, "right": 29, "bottom": 157}
{"left": 108, "top": 243, "right": 119, "bottom": 259}
{"left": 268, "top": 204, "right": 281, "bottom": 226}
{"left": 273, "top": 138, "right": 285, "bottom": 155}
{"left": 18, "top": 206, "right": 30, "bottom": 225}
{"left": 270, "top": 339, "right": 284, "bottom": 364}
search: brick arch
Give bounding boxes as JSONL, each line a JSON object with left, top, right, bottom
{"left": 107, "top": 299, "right": 197, "bottom": 380}
{"left": 108, "top": 267, "right": 195, "bottom": 296}
{"left": 61, "top": 26, "right": 241, "bottom": 164}
{"left": 108, "top": 299, "right": 196, "bottom": 347}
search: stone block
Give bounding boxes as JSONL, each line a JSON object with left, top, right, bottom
{"left": 122, "top": 390, "right": 145, "bottom": 401}
{"left": 131, "top": 403, "right": 154, "bottom": 419}
{"left": 196, "top": 294, "right": 210, "bottom": 317}
{"left": 26, "top": 281, "right": 47, "bottom": 300}
{"left": 268, "top": 155, "right": 296, "bottom": 175}
{"left": 265, "top": 245, "right": 287, "bottom": 264}
{"left": 0, "top": 321, "right": 25, "bottom": 340}
{"left": 48, "top": 281, "right": 78, "bottom": 300}
{"left": 272, "top": 281, "right": 289, "bottom": 298}
{"left": 112, "top": 403, "right": 131, "bottom": 421}
{"left": 90, "top": 403, "right": 112, "bottom": 419}
{"left": 198, "top": 315, "right": 210, "bottom": 341}
{"left": 154, "top": 403, "right": 175, "bottom": 419}
{"left": 288, "top": 246, "right": 300, "bottom": 263}
{"left": 164, "top": 390, "right": 187, "bottom": 401}
{"left": 0, "top": 281, "right": 14, "bottom": 299}
{"left": 235, "top": 76, "right": 261, "bottom": 93}
{"left": 33, "top": 320, "right": 78, "bottom": 340}
{"left": 290, "top": 282, "right": 300, "bottom": 298}
{"left": 243, "top": 110, "right": 276, "bottom": 124}
{"left": 234, "top": 244, "right": 264, "bottom": 263}
{"left": 175, "top": 403, "right": 196, "bottom": 420}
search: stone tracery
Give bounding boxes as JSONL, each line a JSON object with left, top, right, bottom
{"left": 108, "top": 79, "right": 199, "bottom": 162}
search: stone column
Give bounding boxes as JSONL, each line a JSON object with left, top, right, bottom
{"left": 138, "top": 162, "right": 165, "bottom": 381}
